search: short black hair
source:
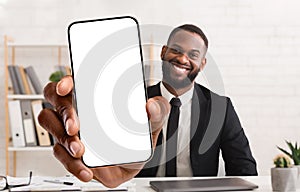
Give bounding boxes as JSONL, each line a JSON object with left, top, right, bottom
{"left": 167, "top": 24, "right": 209, "bottom": 48}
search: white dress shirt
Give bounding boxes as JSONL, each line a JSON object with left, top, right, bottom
{"left": 156, "top": 82, "right": 194, "bottom": 177}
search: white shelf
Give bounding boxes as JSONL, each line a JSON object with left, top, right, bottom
{"left": 7, "top": 43, "right": 68, "bottom": 47}
{"left": 8, "top": 146, "right": 52, "bottom": 152}
{"left": 7, "top": 94, "right": 44, "bottom": 100}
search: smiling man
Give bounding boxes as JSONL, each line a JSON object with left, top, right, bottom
{"left": 38, "top": 24, "right": 257, "bottom": 188}
{"left": 137, "top": 24, "right": 257, "bottom": 177}
{"left": 161, "top": 27, "right": 207, "bottom": 96}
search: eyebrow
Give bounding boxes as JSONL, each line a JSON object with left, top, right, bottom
{"left": 170, "top": 44, "right": 201, "bottom": 54}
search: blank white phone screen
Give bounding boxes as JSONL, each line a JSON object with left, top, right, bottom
{"left": 68, "top": 16, "right": 152, "bottom": 167}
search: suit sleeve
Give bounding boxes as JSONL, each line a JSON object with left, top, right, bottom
{"left": 220, "top": 98, "right": 258, "bottom": 176}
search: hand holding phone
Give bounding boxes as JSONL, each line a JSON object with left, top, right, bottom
{"left": 40, "top": 75, "right": 169, "bottom": 186}
{"left": 39, "top": 16, "right": 170, "bottom": 186}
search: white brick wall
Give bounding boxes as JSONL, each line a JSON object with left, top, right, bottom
{"left": 1, "top": 0, "right": 300, "bottom": 176}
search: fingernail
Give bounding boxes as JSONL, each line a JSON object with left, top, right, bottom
{"left": 56, "top": 79, "right": 67, "bottom": 96}
{"left": 79, "top": 170, "right": 92, "bottom": 181}
{"left": 56, "top": 81, "right": 63, "bottom": 95}
{"left": 70, "top": 141, "right": 81, "bottom": 156}
{"left": 148, "top": 99, "right": 159, "bottom": 113}
{"left": 66, "top": 119, "right": 73, "bottom": 135}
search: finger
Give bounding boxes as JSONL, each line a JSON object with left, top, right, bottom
{"left": 53, "top": 143, "right": 93, "bottom": 182}
{"left": 146, "top": 96, "right": 170, "bottom": 146}
{"left": 38, "top": 108, "right": 65, "bottom": 138}
{"left": 146, "top": 96, "right": 170, "bottom": 132}
{"left": 65, "top": 109, "right": 79, "bottom": 136}
{"left": 56, "top": 75, "right": 73, "bottom": 96}
{"left": 38, "top": 108, "right": 84, "bottom": 158}
{"left": 43, "top": 81, "right": 79, "bottom": 136}
{"left": 92, "top": 166, "right": 140, "bottom": 188}
{"left": 57, "top": 76, "right": 78, "bottom": 136}
{"left": 118, "top": 162, "right": 145, "bottom": 171}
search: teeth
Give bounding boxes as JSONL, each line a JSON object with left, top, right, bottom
{"left": 174, "top": 65, "right": 187, "bottom": 72}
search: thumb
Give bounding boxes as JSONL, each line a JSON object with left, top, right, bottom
{"left": 146, "top": 96, "right": 170, "bottom": 146}
{"left": 56, "top": 75, "right": 74, "bottom": 96}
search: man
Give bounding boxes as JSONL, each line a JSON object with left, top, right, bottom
{"left": 137, "top": 24, "right": 257, "bottom": 177}
{"left": 38, "top": 24, "right": 257, "bottom": 188}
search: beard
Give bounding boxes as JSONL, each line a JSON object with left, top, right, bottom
{"left": 162, "top": 60, "right": 199, "bottom": 90}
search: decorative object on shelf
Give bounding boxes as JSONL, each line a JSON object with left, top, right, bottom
{"left": 49, "top": 65, "right": 71, "bottom": 82}
{"left": 277, "top": 140, "right": 300, "bottom": 189}
{"left": 271, "top": 154, "right": 297, "bottom": 191}
{"left": 49, "top": 71, "right": 65, "bottom": 82}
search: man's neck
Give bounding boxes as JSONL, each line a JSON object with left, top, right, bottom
{"left": 162, "top": 81, "right": 194, "bottom": 97}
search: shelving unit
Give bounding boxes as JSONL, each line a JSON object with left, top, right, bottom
{"left": 8, "top": 146, "right": 52, "bottom": 152}
{"left": 7, "top": 94, "right": 44, "bottom": 100}
{"left": 3, "top": 35, "right": 68, "bottom": 176}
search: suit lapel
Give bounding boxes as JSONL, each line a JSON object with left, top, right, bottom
{"left": 190, "top": 84, "right": 211, "bottom": 175}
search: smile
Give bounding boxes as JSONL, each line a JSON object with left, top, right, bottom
{"left": 171, "top": 63, "right": 191, "bottom": 73}
{"left": 174, "top": 65, "right": 187, "bottom": 73}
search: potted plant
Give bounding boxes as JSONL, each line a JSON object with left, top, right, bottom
{"left": 277, "top": 141, "right": 300, "bottom": 189}
{"left": 271, "top": 154, "right": 298, "bottom": 191}
{"left": 49, "top": 71, "right": 65, "bottom": 82}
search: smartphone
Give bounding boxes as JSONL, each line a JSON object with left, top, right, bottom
{"left": 68, "top": 16, "right": 152, "bottom": 167}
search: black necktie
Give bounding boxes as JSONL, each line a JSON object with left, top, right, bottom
{"left": 165, "top": 97, "right": 182, "bottom": 177}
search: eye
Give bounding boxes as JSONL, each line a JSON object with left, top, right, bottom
{"left": 189, "top": 52, "right": 200, "bottom": 60}
{"left": 170, "top": 47, "right": 181, "bottom": 54}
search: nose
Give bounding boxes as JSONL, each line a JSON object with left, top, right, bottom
{"left": 176, "top": 53, "right": 189, "bottom": 64}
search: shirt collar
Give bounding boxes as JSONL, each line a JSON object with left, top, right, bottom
{"left": 160, "top": 82, "right": 194, "bottom": 106}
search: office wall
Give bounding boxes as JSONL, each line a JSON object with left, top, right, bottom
{"left": 1, "top": 0, "right": 300, "bottom": 176}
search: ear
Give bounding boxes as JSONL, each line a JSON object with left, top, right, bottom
{"left": 200, "top": 58, "right": 207, "bottom": 71}
{"left": 160, "top": 45, "right": 168, "bottom": 60}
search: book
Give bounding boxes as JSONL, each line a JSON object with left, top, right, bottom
{"left": 8, "top": 100, "right": 26, "bottom": 147}
{"left": 8, "top": 65, "right": 21, "bottom": 94}
{"left": 20, "top": 100, "right": 37, "bottom": 146}
{"left": 41, "top": 101, "right": 56, "bottom": 145}
{"left": 56, "top": 65, "right": 71, "bottom": 76}
{"left": 13, "top": 65, "right": 26, "bottom": 94}
{"left": 19, "top": 66, "right": 33, "bottom": 94}
{"left": 57, "top": 65, "right": 67, "bottom": 75}
{"left": 65, "top": 66, "right": 71, "bottom": 75}
{"left": 31, "top": 100, "right": 51, "bottom": 146}
{"left": 24, "top": 66, "right": 43, "bottom": 94}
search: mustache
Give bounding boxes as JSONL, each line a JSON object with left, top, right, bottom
{"left": 164, "top": 59, "right": 192, "bottom": 70}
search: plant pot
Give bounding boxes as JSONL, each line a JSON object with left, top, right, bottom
{"left": 293, "top": 165, "right": 300, "bottom": 189}
{"left": 271, "top": 167, "right": 298, "bottom": 191}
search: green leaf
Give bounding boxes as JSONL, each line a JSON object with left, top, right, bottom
{"left": 283, "top": 141, "right": 300, "bottom": 165}
{"left": 283, "top": 157, "right": 289, "bottom": 167}
{"left": 286, "top": 141, "right": 294, "bottom": 150}
{"left": 294, "top": 156, "right": 300, "bottom": 165}
{"left": 49, "top": 71, "right": 64, "bottom": 82}
{"left": 277, "top": 146, "right": 292, "bottom": 158}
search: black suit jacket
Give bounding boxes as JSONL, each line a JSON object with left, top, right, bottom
{"left": 137, "top": 82, "right": 257, "bottom": 177}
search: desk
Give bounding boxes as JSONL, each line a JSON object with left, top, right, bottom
{"left": 128, "top": 176, "right": 299, "bottom": 191}
{"left": 5, "top": 176, "right": 300, "bottom": 191}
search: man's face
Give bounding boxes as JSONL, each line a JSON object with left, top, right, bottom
{"left": 161, "top": 30, "right": 207, "bottom": 89}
